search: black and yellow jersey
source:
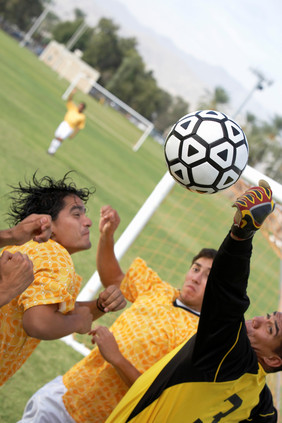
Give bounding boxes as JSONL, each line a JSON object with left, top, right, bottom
{"left": 106, "top": 234, "right": 277, "bottom": 423}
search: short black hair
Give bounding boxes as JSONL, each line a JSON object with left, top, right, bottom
{"left": 191, "top": 248, "right": 217, "bottom": 265}
{"left": 7, "top": 171, "right": 95, "bottom": 225}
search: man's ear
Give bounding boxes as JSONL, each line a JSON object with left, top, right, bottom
{"left": 264, "top": 355, "right": 282, "bottom": 369}
{"left": 50, "top": 222, "right": 56, "bottom": 240}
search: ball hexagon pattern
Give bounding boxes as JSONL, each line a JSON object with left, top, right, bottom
{"left": 164, "top": 110, "right": 249, "bottom": 194}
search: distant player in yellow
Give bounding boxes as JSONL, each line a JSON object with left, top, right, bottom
{"left": 47, "top": 89, "right": 86, "bottom": 156}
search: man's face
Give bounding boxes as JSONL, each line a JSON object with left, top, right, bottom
{"left": 246, "top": 311, "right": 282, "bottom": 367}
{"left": 51, "top": 195, "right": 92, "bottom": 254}
{"left": 179, "top": 257, "right": 213, "bottom": 312}
{"left": 78, "top": 103, "right": 85, "bottom": 113}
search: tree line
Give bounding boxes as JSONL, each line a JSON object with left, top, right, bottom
{"left": 0, "top": 1, "right": 281, "bottom": 182}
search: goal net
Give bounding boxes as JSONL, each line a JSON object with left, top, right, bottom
{"left": 62, "top": 165, "right": 282, "bottom": 412}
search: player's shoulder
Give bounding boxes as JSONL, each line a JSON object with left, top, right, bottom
{"left": 26, "top": 239, "right": 70, "bottom": 258}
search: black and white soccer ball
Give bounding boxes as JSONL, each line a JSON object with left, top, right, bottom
{"left": 164, "top": 110, "right": 249, "bottom": 194}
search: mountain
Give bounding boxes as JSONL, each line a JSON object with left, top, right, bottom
{"left": 52, "top": 0, "right": 267, "bottom": 119}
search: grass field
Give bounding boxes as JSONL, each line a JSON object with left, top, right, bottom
{"left": 0, "top": 29, "right": 281, "bottom": 422}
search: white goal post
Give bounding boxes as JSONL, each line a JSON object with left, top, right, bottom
{"left": 77, "top": 171, "right": 175, "bottom": 301}
{"left": 62, "top": 75, "right": 154, "bottom": 151}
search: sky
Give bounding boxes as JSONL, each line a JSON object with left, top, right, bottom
{"left": 112, "top": 0, "right": 282, "bottom": 119}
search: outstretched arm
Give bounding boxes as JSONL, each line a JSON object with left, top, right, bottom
{"left": 89, "top": 326, "right": 141, "bottom": 386}
{"left": 23, "top": 302, "right": 94, "bottom": 340}
{"left": 67, "top": 88, "right": 76, "bottom": 102}
{"left": 193, "top": 180, "right": 275, "bottom": 364}
{"left": 96, "top": 206, "right": 125, "bottom": 288}
{"left": 0, "top": 214, "right": 52, "bottom": 247}
{"left": 22, "top": 285, "right": 126, "bottom": 340}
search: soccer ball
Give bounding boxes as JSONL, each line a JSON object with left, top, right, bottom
{"left": 164, "top": 110, "right": 249, "bottom": 194}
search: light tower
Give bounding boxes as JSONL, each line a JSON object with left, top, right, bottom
{"left": 233, "top": 68, "right": 273, "bottom": 118}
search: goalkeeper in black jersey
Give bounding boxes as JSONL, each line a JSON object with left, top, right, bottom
{"left": 106, "top": 180, "right": 281, "bottom": 423}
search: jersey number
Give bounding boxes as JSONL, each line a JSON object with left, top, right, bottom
{"left": 193, "top": 394, "right": 243, "bottom": 423}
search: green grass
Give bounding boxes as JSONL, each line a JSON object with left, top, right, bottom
{"left": 0, "top": 30, "right": 166, "bottom": 421}
{"left": 0, "top": 29, "right": 280, "bottom": 422}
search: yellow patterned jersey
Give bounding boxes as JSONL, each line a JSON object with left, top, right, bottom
{"left": 62, "top": 257, "right": 199, "bottom": 423}
{"left": 0, "top": 239, "right": 82, "bottom": 386}
{"left": 64, "top": 101, "right": 86, "bottom": 129}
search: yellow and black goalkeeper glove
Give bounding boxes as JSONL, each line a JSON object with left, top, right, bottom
{"left": 231, "top": 180, "right": 275, "bottom": 239}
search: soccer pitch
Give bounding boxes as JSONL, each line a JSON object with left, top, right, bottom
{"left": 0, "top": 29, "right": 166, "bottom": 421}
{"left": 0, "top": 30, "right": 280, "bottom": 422}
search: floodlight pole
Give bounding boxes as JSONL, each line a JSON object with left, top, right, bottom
{"left": 20, "top": 4, "right": 52, "bottom": 47}
{"left": 233, "top": 69, "right": 273, "bottom": 118}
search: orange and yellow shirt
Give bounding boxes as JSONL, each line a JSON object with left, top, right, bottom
{"left": 62, "top": 257, "right": 199, "bottom": 423}
{"left": 0, "top": 239, "right": 82, "bottom": 386}
{"left": 64, "top": 101, "right": 85, "bottom": 129}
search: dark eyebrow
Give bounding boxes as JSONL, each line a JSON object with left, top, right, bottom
{"left": 274, "top": 321, "right": 279, "bottom": 336}
{"left": 193, "top": 261, "right": 212, "bottom": 272}
{"left": 192, "top": 262, "right": 202, "bottom": 269}
{"left": 70, "top": 205, "right": 85, "bottom": 213}
{"left": 272, "top": 312, "right": 279, "bottom": 336}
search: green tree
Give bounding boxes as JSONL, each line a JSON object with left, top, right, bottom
{"left": 52, "top": 18, "right": 92, "bottom": 51}
{"left": 119, "top": 36, "right": 138, "bottom": 57}
{"left": 198, "top": 86, "right": 230, "bottom": 110}
{"left": 73, "top": 8, "right": 86, "bottom": 20}
{"left": 244, "top": 114, "right": 267, "bottom": 166}
{"left": 261, "top": 115, "right": 282, "bottom": 183}
{"left": 106, "top": 51, "right": 188, "bottom": 130}
{"left": 244, "top": 113, "right": 282, "bottom": 183}
{"left": 154, "top": 94, "right": 189, "bottom": 134}
{"left": 0, "top": 0, "right": 43, "bottom": 31}
{"left": 106, "top": 52, "right": 160, "bottom": 120}
{"left": 83, "top": 18, "right": 127, "bottom": 85}
{"left": 265, "top": 141, "right": 282, "bottom": 183}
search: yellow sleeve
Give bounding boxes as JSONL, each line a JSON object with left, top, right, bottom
{"left": 66, "top": 100, "right": 76, "bottom": 111}
{"left": 121, "top": 258, "right": 173, "bottom": 303}
{"left": 18, "top": 241, "right": 82, "bottom": 313}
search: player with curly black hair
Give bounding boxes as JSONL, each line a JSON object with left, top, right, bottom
{"left": 7, "top": 171, "right": 92, "bottom": 224}
{"left": 0, "top": 172, "right": 126, "bottom": 387}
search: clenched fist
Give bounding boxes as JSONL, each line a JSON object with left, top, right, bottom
{"left": 0, "top": 250, "right": 34, "bottom": 306}
{"left": 98, "top": 285, "right": 127, "bottom": 313}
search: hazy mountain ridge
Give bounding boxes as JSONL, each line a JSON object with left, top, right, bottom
{"left": 52, "top": 0, "right": 267, "bottom": 118}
